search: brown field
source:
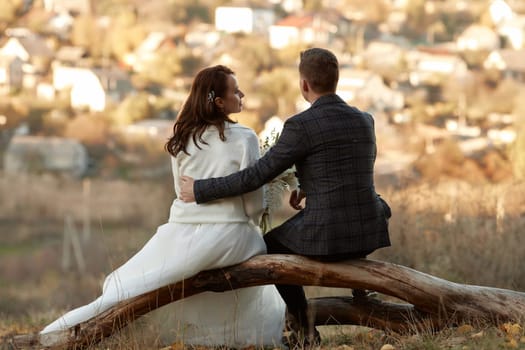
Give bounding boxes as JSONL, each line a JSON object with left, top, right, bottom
{"left": 1, "top": 173, "right": 524, "bottom": 349}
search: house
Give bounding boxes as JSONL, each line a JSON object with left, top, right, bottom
{"left": 487, "top": 127, "right": 516, "bottom": 145}
{"left": 488, "top": 0, "right": 514, "bottom": 26}
{"left": 337, "top": 68, "right": 404, "bottom": 112}
{"left": 361, "top": 37, "right": 409, "bottom": 69}
{"left": 0, "top": 34, "right": 54, "bottom": 64}
{"left": 3, "top": 135, "right": 88, "bottom": 178}
{"left": 53, "top": 64, "right": 133, "bottom": 111}
{"left": 0, "top": 33, "right": 54, "bottom": 89}
{"left": 46, "top": 11, "right": 75, "bottom": 40}
{"left": 497, "top": 15, "right": 525, "bottom": 49}
{"left": 269, "top": 11, "right": 353, "bottom": 49}
{"left": 384, "top": 10, "right": 407, "bottom": 33}
{"left": 121, "top": 118, "right": 173, "bottom": 140}
{"left": 185, "top": 23, "right": 220, "bottom": 48}
{"left": 269, "top": 14, "right": 314, "bottom": 49}
{"left": 456, "top": 25, "right": 500, "bottom": 51}
{"left": 483, "top": 49, "right": 525, "bottom": 81}
{"left": 0, "top": 55, "right": 23, "bottom": 94}
{"left": 215, "top": 4, "right": 275, "bottom": 35}
{"left": 43, "top": 0, "right": 93, "bottom": 14}
{"left": 70, "top": 67, "right": 133, "bottom": 112}
{"left": 54, "top": 45, "right": 88, "bottom": 65}
{"left": 275, "top": 0, "right": 302, "bottom": 12}
{"left": 408, "top": 51, "right": 468, "bottom": 86}
{"left": 123, "top": 32, "right": 176, "bottom": 72}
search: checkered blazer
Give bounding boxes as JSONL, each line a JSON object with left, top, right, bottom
{"left": 194, "top": 94, "right": 391, "bottom": 255}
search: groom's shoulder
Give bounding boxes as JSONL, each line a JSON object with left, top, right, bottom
{"left": 287, "top": 108, "right": 312, "bottom": 123}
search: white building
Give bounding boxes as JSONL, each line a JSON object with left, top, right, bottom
{"left": 337, "top": 68, "right": 404, "bottom": 111}
{"left": 215, "top": 5, "right": 275, "bottom": 35}
{"left": 456, "top": 25, "right": 500, "bottom": 51}
{"left": 408, "top": 52, "right": 468, "bottom": 86}
{"left": 4, "top": 136, "right": 88, "bottom": 177}
{"left": 53, "top": 64, "right": 133, "bottom": 112}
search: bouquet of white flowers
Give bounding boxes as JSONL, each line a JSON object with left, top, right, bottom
{"left": 259, "top": 129, "right": 299, "bottom": 234}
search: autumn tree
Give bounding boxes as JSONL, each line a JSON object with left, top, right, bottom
{"left": 255, "top": 67, "right": 299, "bottom": 119}
{"left": 168, "top": 0, "right": 211, "bottom": 24}
{"left": 403, "top": 0, "right": 435, "bottom": 40}
{"left": 107, "top": 10, "right": 147, "bottom": 62}
{"left": 339, "top": 0, "right": 390, "bottom": 23}
{"left": 71, "top": 15, "right": 105, "bottom": 58}
{"left": 136, "top": 47, "right": 184, "bottom": 86}
{"left": 112, "top": 92, "right": 153, "bottom": 126}
{"left": 0, "top": 0, "right": 24, "bottom": 26}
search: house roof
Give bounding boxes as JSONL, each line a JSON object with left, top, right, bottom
{"left": 15, "top": 36, "right": 54, "bottom": 57}
{"left": 221, "top": 0, "right": 273, "bottom": 9}
{"left": 55, "top": 46, "right": 87, "bottom": 62}
{"left": 0, "top": 55, "right": 22, "bottom": 68}
{"left": 275, "top": 9, "right": 348, "bottom": 28}
{"left": 338, "top": 69, "right": 376, "bottom": 89}
{"left": 92, "top": 66, "right": 130, "bottom": 81}
{"left": 135, "top": 32, "right": 168, "bottom": 54}
{"left": 275, "top": 14, "right": 314, "bottom": 28}
{"left": 460, "top": 24, "right": 497, "bottom": 38}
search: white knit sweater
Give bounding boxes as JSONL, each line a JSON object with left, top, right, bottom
{"left": 168, "top": 122, "right": 264, "bottom": 225}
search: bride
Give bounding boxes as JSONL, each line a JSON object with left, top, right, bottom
{"left": 40, "top": 65, "right": 286, "bottom": 348}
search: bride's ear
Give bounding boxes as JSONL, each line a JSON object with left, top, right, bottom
{"left": 214, "top": 97, "right": 224, "bottom": 109}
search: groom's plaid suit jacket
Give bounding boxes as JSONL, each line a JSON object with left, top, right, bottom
{"left": 194, "top": 94, "right": 391, "bottom": 256}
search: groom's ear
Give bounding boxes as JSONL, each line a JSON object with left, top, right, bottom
{"left": 300, "top": 78, "right": 309, "bottom": 93}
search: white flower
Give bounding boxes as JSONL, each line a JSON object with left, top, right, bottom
{"left": 259, "top": 129, "right": 298, "bottom": 233}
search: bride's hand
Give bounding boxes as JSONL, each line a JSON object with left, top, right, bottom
{"left": 179, "top": 176, "right": 196, "bottom": 202}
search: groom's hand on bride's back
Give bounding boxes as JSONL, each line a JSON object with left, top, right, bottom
{"left": 179, "top": 176, "right": 196, "bottom": 202}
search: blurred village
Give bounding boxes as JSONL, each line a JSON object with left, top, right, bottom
{"left": 0, "top": 0, "right": 524, "bottom": 184}
{"left": 1, "top": 0, "right": 525, "bottom": 326}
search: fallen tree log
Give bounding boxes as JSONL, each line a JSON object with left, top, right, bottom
{"left": 9, "top": 255, "right": 525, "bottom": 349}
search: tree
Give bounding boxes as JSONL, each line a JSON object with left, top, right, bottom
{"left": 107, "top": 10, "right": 147, "bottom": 62}
{"left": 340, "top": 0, "right": 390, "bottom": 23}
{"left": 112, "top": 93, "right": 153, "bottom": 126}
{"left": 71, "top": 15, "right": 106, "bottom": 58}
{"left": 0, "top": 0, "right": 24, "bottom": 24}
{"left": 168, "top": 0, "right": 211, "bottom": 24}
{"left": 255, "top": 68, "right": 299, "bottom": 118}
{"left": 403, "top": 0, "right": 434, "bottom": 40}
{"left": 303, "top": 0, "right": 323, "bottom": 12}
{"left": 137, "top": 47, "right": 183, "bottom": 86}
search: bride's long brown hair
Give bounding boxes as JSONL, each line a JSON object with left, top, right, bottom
{"left": 165, "top": 65, "right": 236, "bottom": 157}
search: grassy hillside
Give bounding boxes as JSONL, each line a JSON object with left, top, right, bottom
{"left": 1, "top": 174, "right": 524, "bottom": 349}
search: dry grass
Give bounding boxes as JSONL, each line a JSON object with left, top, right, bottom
{"left": 1, "top": 173, "right": 525, "bottom": 349}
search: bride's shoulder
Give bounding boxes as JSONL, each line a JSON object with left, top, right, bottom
{"left": 228, "top": 123, "right": 257, "bottom": 137}
{"left": 226, "top": 123, "right": 258, "bottom": 149}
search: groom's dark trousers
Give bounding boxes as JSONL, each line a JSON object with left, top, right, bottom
{"left": 263, "top": 232, "right": 373, "bottom": 329}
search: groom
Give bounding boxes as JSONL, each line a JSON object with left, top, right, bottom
{"left": 179, "top": 47, "right": 392, "bottom": 344}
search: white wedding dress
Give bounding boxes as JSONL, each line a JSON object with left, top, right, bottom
{"left": 40, "top": 123, "right": 286, "bottom": 348}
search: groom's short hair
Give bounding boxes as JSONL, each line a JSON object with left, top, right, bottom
{"left": 299, "top": 48, "right": 339, "bottom": 94}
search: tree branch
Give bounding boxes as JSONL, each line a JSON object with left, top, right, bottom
{"left": 9, "top": 255, "right": 525, "bottom": 349}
